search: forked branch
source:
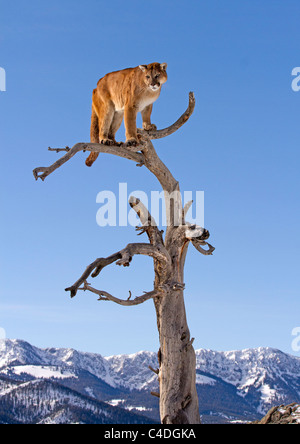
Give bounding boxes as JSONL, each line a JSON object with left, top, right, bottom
{"left": 79, "top": 283, "right": 160, "bottom": 307}
{"left": 33, "top": 92, "right": 195, "bottom": 182}
{"left": 65, "top": 242, "right": 172, "bottom": 299}
{"left": 33, "top": 143, "right": 144, "bottom": 181}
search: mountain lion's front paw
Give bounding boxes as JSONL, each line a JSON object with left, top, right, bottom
{"left": 100, "top": 138, "right": 115, "bottom": 146}
{"left": 125, "top": 138, "right": 139, "bottom": 147}
{"left": 143, "top": 123, "right": 157, "bottom": 131}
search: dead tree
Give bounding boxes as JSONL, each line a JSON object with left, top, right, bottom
{"left": 33, "top": 92, "right": 214, "bottom": 424}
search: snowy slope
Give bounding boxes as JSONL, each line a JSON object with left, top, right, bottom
{"left": 195, "top": 347, "right": 300, "bottom": 414}
{"left": 1, "top": 339, "right": 300, "bottom": 423}
{"left": 0, "top": 378, "right": 155, "bottom": 424}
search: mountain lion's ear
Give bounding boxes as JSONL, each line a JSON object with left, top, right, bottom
{"left": 139, "top": 65, "right": 147, "bottom": 72}
{"left": 160, "top": 63, "right": 167, "bottom": 71}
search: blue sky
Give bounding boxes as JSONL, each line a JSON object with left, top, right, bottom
{"left": 0, "top": 0, "right": 300, "bottom": 356}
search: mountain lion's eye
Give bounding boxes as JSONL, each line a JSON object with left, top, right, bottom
{"left": 146, "top": 75, "right": 150, "bottom": 79}
{"left": 155, "top": 74, "right": 160, "bottom": 79}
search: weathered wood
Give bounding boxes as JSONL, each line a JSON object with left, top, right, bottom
{"left": 33, "top": 142, "right": 144, "bottom": 181}
{"left": 32, "top": 93, "right": 195, "bottom": 182}
{"left": 80, "top": 284, "right": 160, "bottom": 307}
{"left": 138, "top": 91, "right": 195, "bottom": 140}
{"left": 34, "top": 92, "right": 214, "bottom": 424}
{"left": 65, "top": 242, "right": 172, "bottom": 298}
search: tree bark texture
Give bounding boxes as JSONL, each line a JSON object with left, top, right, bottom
{"left": 33, "top": 92, "right": 214, "bottom": 424}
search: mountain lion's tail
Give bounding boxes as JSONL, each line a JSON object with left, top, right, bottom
{"left": 85, "top": 106, "right": 99, "bottom": 167}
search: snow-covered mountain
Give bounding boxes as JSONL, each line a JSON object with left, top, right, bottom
{"left": 1, "top": 339, "right": 300, "bottom": 424}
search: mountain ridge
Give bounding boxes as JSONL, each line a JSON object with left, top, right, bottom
{"left": 1, "top": 339, "right": 300, "bottom": 424}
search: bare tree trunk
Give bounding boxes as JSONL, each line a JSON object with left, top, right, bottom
{"left": 33, "top": 92, "right": 214, "bottom": 424}
{"left": 151, "top": 202, "right": 201, "bottom": 424}
{"left": 156, "top": 289, "right": 200, "bottom": 424}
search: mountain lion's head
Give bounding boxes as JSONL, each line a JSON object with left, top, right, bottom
{"left": 139, "top": 63, "right": 167, "bottom": 92}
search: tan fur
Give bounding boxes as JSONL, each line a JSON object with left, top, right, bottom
{"left": 85, "top": 62, "right": 167, "bottom": 166}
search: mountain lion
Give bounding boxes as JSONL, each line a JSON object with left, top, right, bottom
{"left": 85, "top": 62, "right": 167, "bottom": 167}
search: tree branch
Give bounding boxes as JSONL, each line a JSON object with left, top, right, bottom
{"left": 191, "top": 239, "right": 215, "bottom": 256}
{"left": 129, "top": 196, "right": 164, "bottom": 246}
{"left": 48, "top": 146, "right": 71, "bottom": 153}
{"left": 32, "top": 92, "right": 195, "bottom": 182}
{"left": 33, "top": 142, "right": 144, "bottom": 181}
{"left": 140, "top": 139, "right": 179, "bottom": 196}
{"left": 79, "top": 282, "right": 159, "bottom": 306}
{"left": 65, "top": 252, "right": 122, "bottom": 298}
{"left": 138, "top": 91, "right": 195, "bottom": 140}
{"left": 182, "top": 200, "right": 193, "bottom": 224}
{"left": 185, "top": 224, "right": 210, "bottom": 241}
{"left": 65, "top": 242, "right": 172, "bottom": 298}
{"left": 184, "top": 224, "right": 215, "bottom": 256}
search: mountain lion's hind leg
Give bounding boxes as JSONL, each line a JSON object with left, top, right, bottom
{"left": 98, "top": 101, "right": 115, "bottom": 145}
{"left": 108, "top": 111, "right": 124, "bottom": 144}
